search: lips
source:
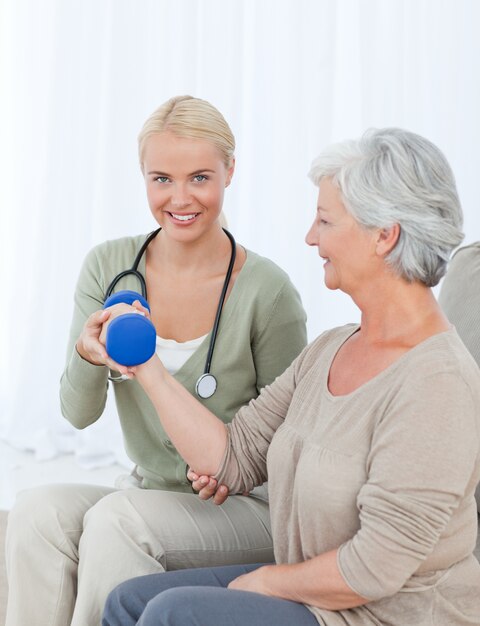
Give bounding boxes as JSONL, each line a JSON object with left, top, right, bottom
{"left": 167, "top": 212, "right": 200, "bottom": 224}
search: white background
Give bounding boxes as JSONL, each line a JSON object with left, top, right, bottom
{"left": 1, "top": 0, "right": 479, "bottom": 467}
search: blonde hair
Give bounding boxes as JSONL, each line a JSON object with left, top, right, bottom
{"left": 138, "top": 95, "right": 235, "bottom": 168}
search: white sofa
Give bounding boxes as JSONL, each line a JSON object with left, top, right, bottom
{"left": 438, "top": 242, "right": 480, "bottom": 560}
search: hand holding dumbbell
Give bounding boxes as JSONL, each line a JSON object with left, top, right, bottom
{"left": 102, "top": 290, "right": 157, "bottom": 366}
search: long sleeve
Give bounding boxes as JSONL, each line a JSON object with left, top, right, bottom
{"left": 215, "top": 346, "right": 307, "bottom": 493}
{"left": 338, "top": 370, "right": 480, "bottom": 600}
{"left": 59, "top": 246, "right": 109, "bottom": 428}
{"left": 58, "top": 237, "right": 309, "bottom": 491}
{"left": 227, "top": 325, "right": 480, "bottom": 625}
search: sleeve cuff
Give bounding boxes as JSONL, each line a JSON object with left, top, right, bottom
{"left": 68, "top": 345, "right": 108, "bottom": 388}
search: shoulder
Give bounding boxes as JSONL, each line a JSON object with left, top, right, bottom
{"left": 383, "top": 332, "right": 480, "bottom": 457}
{"left": 308, "top": 324, "right": 358, "bottom": 354}
{"left": 407, "top": 329, "right": 479, "bottom": 374}
{"left": 243, "top": 249, "right": 294, "bottom": 287}
{"left": 77, "top": 234, "right": 150, "bottom": 295}
{"left": 395, "top": 331, "right": 480, "bottom": 421}
{"left": 86, "top": 234, "right": 148, "bottom": 267}
{"left": 80, "top": 234, "right": 149, "bottom": 279}
{"left": 228, "top": 249, "right": 307, "bottom": 341}
{"left": 292, "top": 324, "right": 358, "bottom": 377}
{"left": 240, "top": 249, "right": 303, "bottom": 307}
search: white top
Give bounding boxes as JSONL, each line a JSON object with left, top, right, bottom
{"left": 155, "top": 333, "right": 208, "bottom": 375}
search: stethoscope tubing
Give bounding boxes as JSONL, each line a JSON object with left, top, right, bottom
{"left": 104, "top": 227, "right": 236, "bottom": 398}
{"left": 105, "top": 228, "right": 160, "bottom": 300}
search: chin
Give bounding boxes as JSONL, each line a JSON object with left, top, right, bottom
{"left": 325, "top": 282, "right": 339, "bottom": 291}
{"left": 323, "top": 272, "right": 339, "bottom": 291}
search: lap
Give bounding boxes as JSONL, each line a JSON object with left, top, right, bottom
{"left": 90, "top": 488, "right": 273, "bottom": 568}
{"left": 104, "top": 564, "right": 319, "bottom": 626}
{"left": 10, "top": 483, "right": 115, "bottom": 532}
{"left": 14, "top": 483, "right": 273, "bottom": 568}
{"left": 106, "top": 563, "right": 263, "bottom": 608}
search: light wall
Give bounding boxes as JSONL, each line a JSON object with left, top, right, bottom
{"left": 0, "top": 0, "right": 479, "bottom": 462}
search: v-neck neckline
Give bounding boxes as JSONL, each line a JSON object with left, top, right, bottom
{"left": 138, "top": 246, "right": 256, "bottom": 382}
{"left": 324, "top": 324, "right": 456, "bottom": 400}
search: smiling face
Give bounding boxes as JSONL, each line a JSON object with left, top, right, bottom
{"left": 305, "top": 177, "right": 380, "bottom": 294}
{"left": 142, "top": 131, "right": 234, "bottom": 242}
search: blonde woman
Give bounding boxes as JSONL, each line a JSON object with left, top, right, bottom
{"left": 5, "top": 96, "right": 307, "bottom": 626}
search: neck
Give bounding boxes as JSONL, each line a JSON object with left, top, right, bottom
{"left": 147, "top": 224, "right": 232, "bottom": 277}
{"left": 351, "top": 272, "right": 450, "bottom": 344}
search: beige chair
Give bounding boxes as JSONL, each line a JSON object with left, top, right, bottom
{"left": 438, "top": 242, "right": 480, "bottom": 559}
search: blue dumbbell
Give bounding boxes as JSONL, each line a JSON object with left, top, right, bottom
{"left": 103, "top": 290, "right": 156, "bottom": 366}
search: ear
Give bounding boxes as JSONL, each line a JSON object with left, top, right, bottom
{"left": 376, "top": 224, "right": 400, "bottom": 257}
{"left": 225, "top": 157, "right": 235, "bottom": 187}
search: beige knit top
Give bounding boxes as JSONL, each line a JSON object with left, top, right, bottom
{"left": 216, "top": 325, "right": 480, "bottom": 625}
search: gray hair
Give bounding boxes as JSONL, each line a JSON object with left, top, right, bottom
{"left": 308, "top": 128, "right": 464, "bottom": 287}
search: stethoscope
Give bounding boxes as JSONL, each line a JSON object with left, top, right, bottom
{"left": 104, "top": 227, "right": 236, "bottom": 399}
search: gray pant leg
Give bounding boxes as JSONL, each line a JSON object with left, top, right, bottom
{"left": 103, "top": 564, "right": 319, "bottom": 626}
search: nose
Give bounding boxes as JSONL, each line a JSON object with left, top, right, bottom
{"left": 305, "top": 221, "right": 318, "bottom": 247}
{"left": 171, "top": 183, "right": 192, "bottom": 208}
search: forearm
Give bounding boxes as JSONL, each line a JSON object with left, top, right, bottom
{"left": 134, "top": 355, "right": 228, "bottom": 475}
{"left": 240, "top": 549, "right": 368, "bottom": 611}
{"left": 60, "top": 347, "right": 108, "bottom": 428}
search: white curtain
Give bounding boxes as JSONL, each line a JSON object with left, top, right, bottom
{"left": 1, "top": 0, "right": 479, "bottom": 466}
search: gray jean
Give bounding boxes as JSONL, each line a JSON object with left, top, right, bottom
{"left": 103, "top": 563, "right": 320, "bottom": 626}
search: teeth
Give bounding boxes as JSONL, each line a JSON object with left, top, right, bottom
{"left": 172, "top": 213, "right": 197, "bottom": 221}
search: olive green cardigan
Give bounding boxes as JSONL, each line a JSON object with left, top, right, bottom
{"left": 60, "top": 234, "right": 307, "bottom": 491}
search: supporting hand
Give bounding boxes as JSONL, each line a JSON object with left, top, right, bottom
{"left": 98, "top": 300, "right": 149, "bottom": 345}
{"left": 187, "top": 468, "right": 230, "bottom": 505}
{"left": 228, "top": 565, "right": 275, "bottom": 595}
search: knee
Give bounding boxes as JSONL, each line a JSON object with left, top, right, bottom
{"left": 140, "top": 588, "right": 205, "bottom": 626}
{"left": 104, "top": 587, "right": 181, "bottom": 626}
{"left": 7, "top": 485, "right": 75, "bottom": 550}
{"left": 82, "top": 491, "right": 135, "bottom": 542}
{"left": 103, "top": 575, "right": 160, "bottom": 626}
{"left": 103, "top": 581, "right": 138, "bottom": 626}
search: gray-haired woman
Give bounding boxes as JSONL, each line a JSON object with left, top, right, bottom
{"left": 103, "top": 128, "right": 480, "bottom": 626}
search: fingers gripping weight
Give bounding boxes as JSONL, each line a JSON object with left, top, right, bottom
{"left": 103, "top": 290, "right": 156, "bottom": 366}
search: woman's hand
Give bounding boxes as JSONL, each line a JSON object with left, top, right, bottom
{"left": 228, "top": 565, "right": 275, "bottom": 595}
{"left": 232, "top": 552, "right": 368, "bottom": 610}
{"left": 187, "top": 468, "right": 251, "bottom": 504}
{"left": 76, "top": 308, "right": 113, "bottom": 366}
{"left": 187, "top": 468, "right": 230, "bottom": 505}
{"left": 98, "top": 301, "right": 148, "bottom": 345}
{"left": 76, "top": 300, "right": 147, "bottom": 375}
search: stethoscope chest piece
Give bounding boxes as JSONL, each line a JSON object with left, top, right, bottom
{"left": 195, "top": 373, "right": 217, "bottom": 399}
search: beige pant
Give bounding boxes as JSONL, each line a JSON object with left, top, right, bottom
{"left": 5, "top": 483, "right": 273, "bottom": 626}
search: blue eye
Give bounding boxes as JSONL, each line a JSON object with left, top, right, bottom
{"left": 193, "top": 174, "right": 207, "bottom": 182}
{"left": 155, "top": 176, "right": 170, "bottom": 184}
